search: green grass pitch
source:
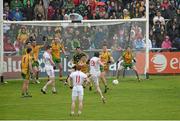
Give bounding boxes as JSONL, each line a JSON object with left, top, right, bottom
{"left": 0, "top": 76, "right": 180, "bottom": 120}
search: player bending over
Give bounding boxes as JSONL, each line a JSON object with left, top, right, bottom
{"left": 41, "top": 45, "right": 57, "bottom": 94}
{"left": 116, "top": 46, "right": 140, "bottom": 81}
{"left": 90, "top": 52, "right": 106, "bottom": 103}
{"left": 67, "top": 65, "right": 90, "bottom": 116}
{"left": 21, "top": 48, "right": 33, "bottom": 97}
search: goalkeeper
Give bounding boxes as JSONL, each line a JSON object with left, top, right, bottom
{"left": 116, "top": 46, "right": 140, "bottom": 81}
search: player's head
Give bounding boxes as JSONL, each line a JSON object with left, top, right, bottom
{"left": 102, "top": 42, "right": 107, "bottom": 51}
{"left": 94, "top": 52, "right": 100, "bottom": 57}
{"left": 26, "top": 48, "right": 32, "bottom": 54}
{"left": 80, "top": 55, "right": 87, "bottom": 62}
{"left": 76, "top": 65, "right": 81, "bottom": 71}
{"left": 54, "top": 37, "right": 59, "bottom": 43}
{"left": 76, "top": 46, "right": 81, "bottom": 53}
{"left": 46, "top": 45, "right": 52, "bottom": 53}
{"left": 25, "top": 41, "right": 31, "bottom": 48}
{"left": 32, "top": 40, "right": 36, "bottom": 46}
{"left": 126, "top": 46, "right": 131, "bottom": 52}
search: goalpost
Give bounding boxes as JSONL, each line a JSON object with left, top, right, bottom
{"left": 0, "top": 0, "right": 149, "bottom": 80}
{"left": 0, "top": 0, "right": 4, "bottom": 82}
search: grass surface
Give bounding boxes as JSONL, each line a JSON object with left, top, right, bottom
{"left": 0, "top": 76, "right": 180, "bottom": 120}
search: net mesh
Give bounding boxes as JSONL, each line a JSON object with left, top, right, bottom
{"left": 3, "top": 20, "right": 147, "bottom": 79}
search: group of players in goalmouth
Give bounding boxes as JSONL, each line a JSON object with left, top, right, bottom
{"left": 21, "top": 36, "right": 141, "bottom": 116}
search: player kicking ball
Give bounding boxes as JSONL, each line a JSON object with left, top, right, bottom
{"left": 90, "top": 52, "right": 106, "bottom": 103}
{"left": 41, "top": 45, "right": 57, "bottom": 94}
{"left": 67, "top": 65, "right": 90, "bottom": 116}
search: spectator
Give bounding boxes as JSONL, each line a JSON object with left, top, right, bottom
{"left": 86, "top": 5, "right": 93, "bottom": 19}
{"left": 51, "top": 0, "right": 64, "bottom": 10}
{"left": 73, "top": 0, "right": 81, "bottom": 6}
{"left": 167, "top": 17, "right": 179, "bottom": 42}
{"left": 10, "top": 7, "right": 24, "bottom": 21}
{"left": 4, "top": 2, "right": 10, "bottom": 14}
{"left": 152, "top": 20, "right": 165, "bottom": 47}
{"left": 6, "top": 24, "right": 18, "bottom": 43}
{"left": 4, "top": 36, "right": 16, "bottom": 52}
{"left": 161, "top": 0, "right": 170, "bottom": 10}
{"left": 17, "top": 26, "right": 29, "bottom": 45}
{"left": 23, "top": 0, "right": 34, "bottom": 20}
{"left": 64, "top": 0, "right": 74, "bottom": 14}
{"left": 43, "top": 0, "right": 50, "bottom": 19}
{"left": 153, "top": 11, "right": 165, "bottom": 25}
{"left": 23, "top": 0, "right": 34, "bottom": 7}
{"left": 79, "top": 36, "right": 90, "bottom": 50}
{"left": 149, "top": 2, "right": 156, "bottom": 21}
{"left": 34, "top": 0, "right": 46, "bottom": 20}
{"left": 161, "top": 35, "right": 172, "bottom": 49}
{"left": 52, "top": 8, "right": 64, "bottom": 20}
{"left": 133, "top": 35, "right": 145, "bottom": 50}
{"left": 47, "top": 5, "right": 55, "bottom": 20}
{"left": 10, "top": 0, "right": 23, "bottom": 10}
{"left": 123, "top": 9, "right": 130, "bottom": 19}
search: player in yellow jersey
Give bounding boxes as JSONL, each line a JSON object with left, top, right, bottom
{"left": 100, "top": 43, "right": 114, "bottom": 93}
{"left": 51, "top": 37, "right": 66, "bottom": 80}
{"left": 21, "top": 48, "right": 34, "bottom": 97}
{"left": 116, "top": 47, "right": 140, "bottom": 81}
{"left": 22, "top": 41, "right": 32, "bottom": 55}
{"left": 31, "top": 40, "right": 46, "bottom": 84}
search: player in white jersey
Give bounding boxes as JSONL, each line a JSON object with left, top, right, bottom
{"left": 67, "top": 65, "right": 90, "bottom": 116}
{"left": 90, "top": 52, "right": 106, "bottom": 103}
{"left": 41, "top": 45, "right": 57, "bottom": 94}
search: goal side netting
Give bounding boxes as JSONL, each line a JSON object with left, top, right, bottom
{"left": 1, "top": 19, "right": 148, "bottom": 79}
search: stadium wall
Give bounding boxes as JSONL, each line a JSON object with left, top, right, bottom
{"left": 3, "top": 50, "right": 146, "bottom": 79}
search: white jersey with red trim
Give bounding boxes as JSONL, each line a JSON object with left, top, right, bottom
{"left": 90, "top": 57, "right": 101, "bottom": 75}
{"left": 70, "top": 71, "right": 87, "bottom": 87}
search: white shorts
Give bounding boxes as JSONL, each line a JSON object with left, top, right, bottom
{"left": 91, "top": 75, "right": 100, "bottom": 86}
{"left": 90, "top": 72, "right": 100, "bottom": 86}
{"left": 45, "top": 66, "right": 55, "bottom": 78}
{"left": 72, "top": 85, "right": 84, "bottom": 101}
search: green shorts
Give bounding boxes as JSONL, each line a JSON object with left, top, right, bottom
{"left": 21, "top": 73, "right": 30, "bottom": 80}
{"left": 53, "top": 57, "right": 61, "bottom": 64}
{"left": 32, "top": 61, "right": 39, "bottom": 67}
{"left": 100, "top": 65, "right": 104, "bottom": 72}
{"left": 123, "top": 63, "right": 133, "bottom": 69}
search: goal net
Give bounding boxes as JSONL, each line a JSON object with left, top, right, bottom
{"left": 2, "top": 19, "right": 148, "bottom": 79}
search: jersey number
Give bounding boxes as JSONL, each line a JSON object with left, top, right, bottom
{"left": 90, "top": 60, "right": 95, "bottom": 66}
{"left": 76, "top": 76, "right": 80, "bottom": 84}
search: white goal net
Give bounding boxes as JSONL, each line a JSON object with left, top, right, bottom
{"left": 1, "top": 19, "right": 148, "bottom": 79}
